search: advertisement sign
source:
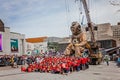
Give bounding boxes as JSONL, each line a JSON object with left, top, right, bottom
{"left": 0, "top": 34, "right": 2, "bottom": 51}
{"left": 11, "top": 39, "right": 18, "bottom": 52}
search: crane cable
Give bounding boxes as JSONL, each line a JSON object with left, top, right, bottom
{"left": 72, "top": 0, "right": 84, "bottom": 33}
{"left": 65, "top": 0, "right": 81, "bottom": 35}
{"left": 65, "top": 0, "right": 71, "bottom": 35}
{"left": 79, "top": 0, "right": 84, "bottom": 25}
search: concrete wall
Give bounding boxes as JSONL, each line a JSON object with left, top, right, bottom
{"left": 0, "top": 27, "right": 10, "bottom": 54}
{"left": 84, "top": 23, "right": 113, "bottom": 41}
{"left": 26, "top": 42, "right": 48, "bottom": 55}
{"left": 112, "top": 24, "right": 120, "bottom": 46}
{"left": 0, "top": 27, "right": 25, "bottom": 55}
{"left": 10, "top": 32, "right": 25, "bottom": 55}
{"left": 97, "top": 23, "right": 113, "bottom": 40}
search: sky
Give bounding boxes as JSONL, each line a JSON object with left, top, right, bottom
{"left": 0, "top": 0, "right": 120, "bottom": 38}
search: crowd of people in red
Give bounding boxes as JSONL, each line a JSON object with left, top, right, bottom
{"left": 21, "top": 56, "right": 90, "bottom": 74}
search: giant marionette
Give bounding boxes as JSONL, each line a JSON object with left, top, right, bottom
{"left": 64, "top": 21, "right": 87, "bottom": 57}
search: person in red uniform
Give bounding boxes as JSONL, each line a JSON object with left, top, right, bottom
{"left": 81, "top": 57, "right": 86, "bottom": 70}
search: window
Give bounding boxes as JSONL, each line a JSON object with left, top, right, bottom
{"left": 94, "top": 26, "right": 98, "bottom": 30}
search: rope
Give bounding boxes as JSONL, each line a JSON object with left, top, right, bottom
{"left": 65, "top": 0, "right": 71, "bottom": 35}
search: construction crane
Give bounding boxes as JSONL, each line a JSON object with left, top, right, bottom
{"left": 81, "top": 0, "right": 102, "bottom": 64}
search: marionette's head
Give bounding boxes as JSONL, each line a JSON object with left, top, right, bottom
{"left": 70, "top": 21, "right": 81, "bottom": 35}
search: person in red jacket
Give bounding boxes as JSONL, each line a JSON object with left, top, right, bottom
{"left": 85, "top": 57, "right": 89, "bottom": 69}
{"left": 76, "top": 58, "right": 81, "bottom": 71}
{"left": 81, "top": 57, "right": 86, "bottom": 70}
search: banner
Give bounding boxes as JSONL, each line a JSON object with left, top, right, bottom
{"left": 0, "top": 34, "right": 2, "bottom": 51}
{"left": 11, "top": 39, "right": 18, "bottom": 52}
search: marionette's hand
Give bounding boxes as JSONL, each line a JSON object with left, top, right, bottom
{"left": 74, "top": 44, "right": 80, "bottom": 47}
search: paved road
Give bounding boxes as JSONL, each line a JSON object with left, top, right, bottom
{"left": 0, "top": 61, "right": 120, "bottom": 80}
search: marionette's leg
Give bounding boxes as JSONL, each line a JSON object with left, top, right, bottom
{"left": 64, "top": 47, "right": 71, "bottom": 56}
{"left": 74, "top": 46, "right": 84, "bottom": 57}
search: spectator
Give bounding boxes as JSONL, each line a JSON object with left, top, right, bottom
{"left": 104, "top": 55, "right": 110, "bottom": 66}
{"left": 117, "top": 55, "right": 120, "bottom": 67}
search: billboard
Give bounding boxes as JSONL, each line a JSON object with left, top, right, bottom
{"left": 11, "top": 39, "right": 18, "bottom": 52}
{"left": 0, "top": 34, "right": 2, "bottom": 51}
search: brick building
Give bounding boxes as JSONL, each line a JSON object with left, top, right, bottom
{"left": 112, "top": 22, "right": 120, "bottom": 46}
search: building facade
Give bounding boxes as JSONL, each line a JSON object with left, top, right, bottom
{"left": 26, "top": 37, "right": 48, "bottom": 55}
{"left": 112, "top": 22, "right": 120, "bottom": 46}
{"left": 0, "top": 20, "right": 25, "bottom": 55}
{"left": 85, "top": 23, "right": 113, "bottom": 41}
{"left": 84, "top": 23, "right": 117, "bottom": 49}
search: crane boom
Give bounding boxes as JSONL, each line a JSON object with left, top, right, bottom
{"left": 81, "top": 0, "right": 96, "bottom": 43}
{"left": 80, "top": 0, "right": 102, "bottom": 65}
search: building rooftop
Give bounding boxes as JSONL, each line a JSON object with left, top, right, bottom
{"left": 26, "top": 36, "right": 47, "bottom": 43}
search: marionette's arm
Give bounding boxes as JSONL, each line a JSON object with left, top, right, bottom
{"left": 74, "top": 33, "right": 87, "bottom": 47}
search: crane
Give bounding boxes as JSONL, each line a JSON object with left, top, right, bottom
{"left": 80, "top": 0, "right": 102, "bottom": 64}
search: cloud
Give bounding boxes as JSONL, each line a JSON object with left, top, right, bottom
{"left": 88, "top": 0, "right": 120, "bottom": 25}
{"left": 0, "top": 0, "right": 120, "bottom": 38}
{"left": 0, "top": 0, "right": 76, "bottom": 38}
{"left": 11, "top": 11, "right": 71, "bottom": 38}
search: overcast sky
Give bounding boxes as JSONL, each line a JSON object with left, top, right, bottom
{"left": 0, "top": 0, "right": 120, "bottom": 38}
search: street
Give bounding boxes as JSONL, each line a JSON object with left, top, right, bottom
{"left": 0, "top": 61, "right": 120, "bottom": 80}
